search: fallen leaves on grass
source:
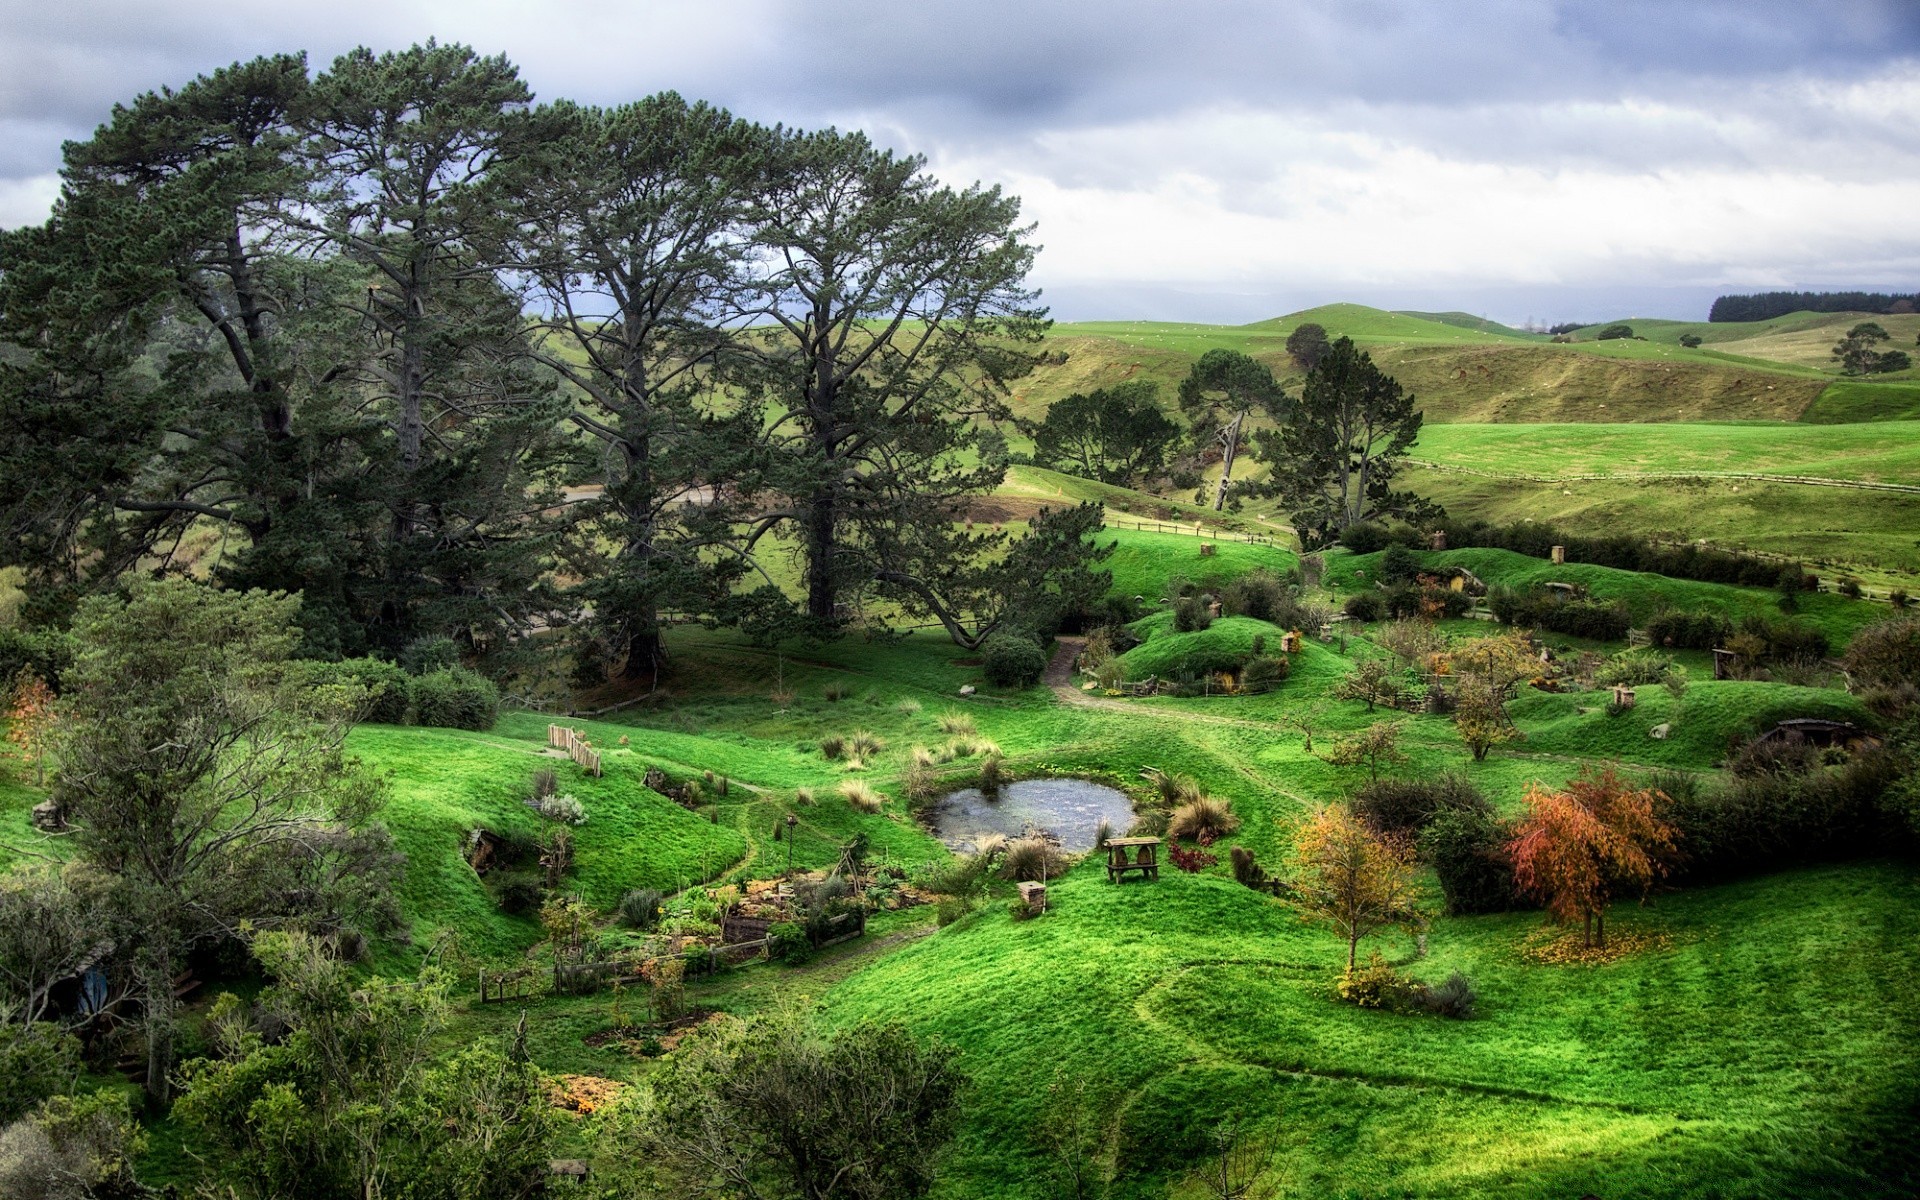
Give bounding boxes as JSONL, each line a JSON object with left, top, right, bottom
{"left": 548, "top": 1073, "right": 627, "bottom": 1115}
{"left": 1520, "top": 924, "right": 1673, "bottom": 966}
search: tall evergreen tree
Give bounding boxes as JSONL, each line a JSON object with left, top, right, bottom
{"left": 1254, "top": 336, "right": 1435, "bottom": 547}
{"left": 302, "top": 42, "right": 567, "bottom": 652}
{"left": 1176, "top": 349, "right": 1287, "bottom": 509}
{"left": 742, "top": 129, "right": 1048, "bottom": 625}
{"left": 500, "top": 95, "right": 769, "bottom": 679}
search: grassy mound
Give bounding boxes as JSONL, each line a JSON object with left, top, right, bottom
{"left": 1119, "top": 615, "right": 1286, "bottom": 679}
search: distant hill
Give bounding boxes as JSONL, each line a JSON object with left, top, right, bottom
{"left": 1710, "top": 290, "right": 1918, "bottom": 323}
{"left": 1392, "top": 310, "right": 1540, "bottom": 338}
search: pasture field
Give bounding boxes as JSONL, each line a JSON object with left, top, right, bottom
{"left": 1406, "top": 421, "right": 1920, "bottom": 486}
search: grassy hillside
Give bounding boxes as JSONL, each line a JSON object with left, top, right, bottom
{"left": 1407, "top": 422, "right": 1920, "bottom": 486}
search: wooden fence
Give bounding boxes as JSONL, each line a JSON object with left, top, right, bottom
{"left": 1107, "top": 517, "right": 1284, "bottom": 546}
{"left": 548, "top": 725, "right": 602, "bottom": 777}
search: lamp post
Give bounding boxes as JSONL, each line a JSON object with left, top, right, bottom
{"left": 785, "top": 813, "right": 798, "bottom": 880}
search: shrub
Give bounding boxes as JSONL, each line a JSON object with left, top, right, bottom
{"left": 399, "top": 635, "right": 460, "bottom": 675}
{"left": 934, "top": 896, "right": 973, "bottom": 927}
{"left": 531, "top": 767, "right": 558, "bottom": 800}
{"left": 1344, "top": 592, "right": 1385, "bottom": 622}
{"left": 409, "top": 667, "right": 499, "bottom": 730}
{"left": 1417, "top": 970, "right": 1478, "bottom": 1019}
{"left": 977, "top": 755, "right": 1006, "bottom": 793}
{"left": 1240, "top": 656, "right": 1290, "bottom": 694}
{"left": 1490, "top": 586, "right": 1629, "bottom": 640}
{"left": 1643, "top": 614, "right": 1735, "bottom": 648}
{"left": 620, "top": 888, "right": 664, "bottom": 930}
{"left": 1143, "top": 768, "right": 1206, "bottom": 807}
{"left": 821, "top": 680, "right": 851, "bottom": 702}
{"left": 1892, "top": 590, "right": 1911, "bottom": 609}
{"left": 1843, "top": 613, "right": 1920, "bottom": 690}
{"left": 1168, "top": 796, "right": 1240, "bottom": 843}
{"left": 1341, "top": 522, "right": 1392, "bottom": 553}
{"left": 1222, "top": 569, "right": 1296, "bottom": 623}
{"left": 493, "top": 871, "right": 544, "bottom": 916}
{"left": 1336, "top": 955, "right": 1419, "bottom": 1010}
{"left": 1167, "top": 843, "right": 1217, "bottom": 872}
{"left": 838, "top": 779, "right": 885, "bottom": 813}
{"left": 1838, "top": 577, "right": 1864, "bottom": 599}
{"left": 1352, "top": 773, "right": 1491, "bottom": 836}
{"left": 0, "top": 627, "right": 73, "bottom": 692}
{"left": 1000, "top": 836, "right": 1067, "bottom": 882}
{"left": 535, "top": 794, "right": 588, "bottom": 825}
{"left": 0, "top": 1024, "right": 81, "bottom": 1123}
{"left": 293, "top": 656, "right": 411, "bottom": 724}
{"left": 1435, "top": 518, "right": 1785, "bottom": 588}
{"left": 1594, "top": 650, "right": 1676, "bottom": 688}
{"left": 1679, "top": 333, "right": 1703, "bottom": 348}
{"left": 1229, "top": 846, "right": 1270, "bottom": 891}
{"left": 1419, "top": 807, "right": 1518, "bottom": 915}
{"left": 767, "top": 921, "right": 811, "bottom": 964}
{"left": 1665, "top": 753, "right": 1898, "bottom": 882}
{"left": 1172, "top": 595, "right": 1212, "bottom": 633}
{"left": 1379, "top": 544, "right": 1421, "bottom": 584}
{"left": 981, "top": 633, "right": 1049, "bottom": 688}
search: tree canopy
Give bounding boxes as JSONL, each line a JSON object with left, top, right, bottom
{"left": 1032, "top": 381, "right": 1182, "bottom": 488}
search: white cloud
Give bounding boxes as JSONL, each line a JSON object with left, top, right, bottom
{"left": 0, "top": 174, "right": 58, "bottom": 230}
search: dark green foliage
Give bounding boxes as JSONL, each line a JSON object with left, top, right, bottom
{"left": 1733, "top": 613, "right": 1830, "bottom": 663}
{"left": 1419, "top": 807, "right": 1519, "bottom": 915}
{"left": 409, "top": 667, "right": 500, "bottom": 730}
{"left": 1173, "top": 595, "right": 1213, "bottom": 633}
{"left": 1842, "top": 614, "right": 1920, "bottom": 690}
{"left": 1644, "top": 609, "right": 1733, "bottom": 650}
{"left": 1254, "top": 337, "right": 1435, "bottom": 547}
{"left": 1031, "top": 381, "right": 1182, "bottom": 487}
{"left": 981, "top": 633, "right": 1049, "bottom": 688}
{"left": 1384, "top": 582, "right": 1475, "bottom": 621}
{"left": 1832, "top": 322, "right": 1911, "bottom": 376}
{"left": 399, "top": 636, "right": 460, "bottom": 676}
{"left": 1379, "top": 544, "right": 1421, "bottom": 584}
{"left": 293, "top": 657, "right": 412, "bottom": 724}
{"left": 1679, "top": 333, "right": 1703, "bottom": 348}
{"left": 1665, "top": 753, "right": 1902, "bottom": 882}
{"left": 1489, "top": 586, "right": 1632, "bottom": 640}
{"left": 1710, "top": 290, "right": 1919, "bottom": 322}
{"left": 0, "top": 627, "right": 72, "bottom": 691}
{"left": 767, "top": 921, "right": 812, "bottom": 965}
{"left": 1417, "top": 970, "right": 1478, "bottom": 1019}
{"left": 1344, "top": 592, "right": 1386, "bottom": 622}
{"left": 0, "top": 1024, "right": 81, "bottom": 1122}
{"left": 1353, "top": 773, "right": 1492, "bottom": 837}
{"left": 1285, "top": 322, "right": 1332, "bottom": 371}
{"left": 630, "top": 1011, "right": 964, "bottom": 1200}
{"left": 1339, "top": 521, "right": 1393, "bottom": 554}
{"left": 1437, "top": 517, "right": 1787, "bottom": 587}
{"left": 493, "top": 872, "right": 544, "bottom": 916}
{"left": 1176, "top": 349, "right": 1288, "bottom": 508}
{"left": 1221, "top": 569, "right": 1299, "bottom": 624}
{"left": 1596, "top": 323, "right": 1634, "bottom": 341}
{"left": 1240, "top": 656, "right": 1290, "bottom": 694}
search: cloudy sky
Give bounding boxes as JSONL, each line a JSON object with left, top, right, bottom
{"left": 3, "top": 0, "right": 1917, "bottom": 324}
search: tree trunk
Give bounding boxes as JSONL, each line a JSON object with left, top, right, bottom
{"left": 805, "top": 492, "right": 837, "bottom": 622}
{"left": 141, "top": 943, "right": 177, "bottom": 1105}
{"left": 1347, "top": 930, "right": 1358, "bottom": 973}
{"left": 1595, "top": 908, "right": 1606, "bottom": 949}
{"left": 1212, "top": 412, "right": 1242, "bottom": 511}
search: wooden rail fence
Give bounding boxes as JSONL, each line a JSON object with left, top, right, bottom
{"left": 547, "top": 725, "right": 602, "bottom": 777}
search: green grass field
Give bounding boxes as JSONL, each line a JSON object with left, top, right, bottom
{"left": 1407, "top": 422, "right": 1920, "bottom": 486}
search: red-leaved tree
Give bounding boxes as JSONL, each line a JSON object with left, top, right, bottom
{"left": 1509, "top": 768, "right": 1677, "bottom": 948}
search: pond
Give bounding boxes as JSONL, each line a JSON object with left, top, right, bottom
{"left": 926, "top": 777, "right": 1135, "bottom": 854}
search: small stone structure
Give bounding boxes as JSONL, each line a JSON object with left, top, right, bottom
{"left": 1017, "top": 880, "right": 1048, "bottom": 913}
{"left": 1551, "top": 545, "right": 1567, "bottom": 564}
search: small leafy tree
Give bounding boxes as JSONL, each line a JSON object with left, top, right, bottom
{"left": 1290, "top": 806, "right": 1423, "bottom": 971}
{"left": 1281, "top": 700, "right": 1327, "bottom": 752}
{"left": 1454, "top": 683, "right": 1520, "bottom": 761}
{"left": 1335, "top": 658, "right": 1401, "bottom": 712}
{"left": 1176, "top": 350, "right": 1287, "bottom": 510}
{"left": 1832, "top": 322, "right": 1910, "bottom": 376}
{"left": 620, "top": 1006, "right": 965, "bottom": 1200}
{"left": 1508, "top": 769, "right": 1677, "bottom": 948}
{"left": 3, "top": 671, "right": 54, "bottom": 785}
{"left": 1325, "top": 722, "right": 1407, "bottom": 782}
{"left": 1031, "top": 382, "right": 1183, "bottom": 488}
{"left": 1285, "top": 322, "right": 1331, "bottom": 372}
{"left": 1596, "top": 323, "right": 1634, "bottom": 341}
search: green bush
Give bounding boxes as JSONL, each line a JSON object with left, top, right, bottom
{"left": 0, "top": 626, "right": 73, "bottom": 690}
{"left": 1352, "top": 773, "right": 1490, "bottom": 836}
{"left": 492, "top": 871, "right": 543, "bottom": 916}
{"left": 1240, "top": 656, "right": 1290, "bottom": 694}
{"left": 1341, "top": 522, "right": 1392, "bottom": 553}
{"left": 1597, "top": 323, "right": 1634, "bottom": 340}
{"left": 0, "top": 1023, "right": 81, "bottom": 1122}
{"left": 399, "top": 635, "right": 460, "bottom": 675}
{"left": 1489, "top": 586, "right": 1630, "bottom": 640}
{"left": 981, "top": 633, "right": 1048, "bottom": 689}
{"left": 1665, "top": 753, "right": 1900, "bottom": 883}
{"left": 1643, "top": 609, "right": 1732, "bottom": 651}
{"left": 1420, "top": 807, "right": 1518, "bottom": 915}
{"left": 1379, "top": 544, "right": 1421, "bottom": 584}
{"left": 293, "top": 657, "right": 411, "bottom": 724}
{"left": 1172, "top": 595, "right": 1212, "bottom": 633}
{"left": 768, "top": 921, "right": 812, "bottom": 964}
{"left": 1344, "top": 592, "right": 1385, "bottom": 622}
{"left": 410, "top": 666, "right": 499, "bottom": 730}
{"left": 1842, "top": 614, "right": 1920, "bottom": 690}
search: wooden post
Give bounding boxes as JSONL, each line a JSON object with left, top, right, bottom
{"left": 1551, "top": 545, "right": 1566, "bottom": 565}
{"left": 1430, "top": 530, "right": 1447, "bottom": 551}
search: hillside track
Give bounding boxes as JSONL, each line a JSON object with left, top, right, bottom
{"left": 1411, "top": 461, "right": 1920, "bottom": 494}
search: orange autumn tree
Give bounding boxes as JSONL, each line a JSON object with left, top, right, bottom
{"left": 1509, "top": 768, "right": 1677, "bottom": 949}
{"left": 1291, "top": 804, "right": 1423, "bottom": 971}
{"left": 5, "top": 669, "right": 55, "bottom": 785}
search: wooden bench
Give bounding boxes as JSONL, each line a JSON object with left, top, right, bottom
{"left": 1106, "top": 836, "right": 1162, "bottom": 883}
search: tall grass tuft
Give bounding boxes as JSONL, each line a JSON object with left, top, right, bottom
{"left": 822, "top": 681, "right": 852, "bottom": 702}
{"left": 1168, "top": 796, "right": 1240, "bottom": 842}
{"left": 794, "top": 787, "right": 815, "bottom": 807}
{"left": 1143, "top": 767, "right": 1206, "bottom": 807}
{"left": 999, "top": 835, "right": 1067, "bottom": 882}
{"left": 838, "top": 779, "right": 884, "bottom": 813}
{"left": 937, "top": 712, "right": 977, "bottom": 736}
{"left": 977, "top": 754, "right": 1006, "bottom": 794}
{"left": 819, "top": 734, "right": 847, "bottom": 760}
{"left": 850, "top": 730, "right": 886, "bottom": 758}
